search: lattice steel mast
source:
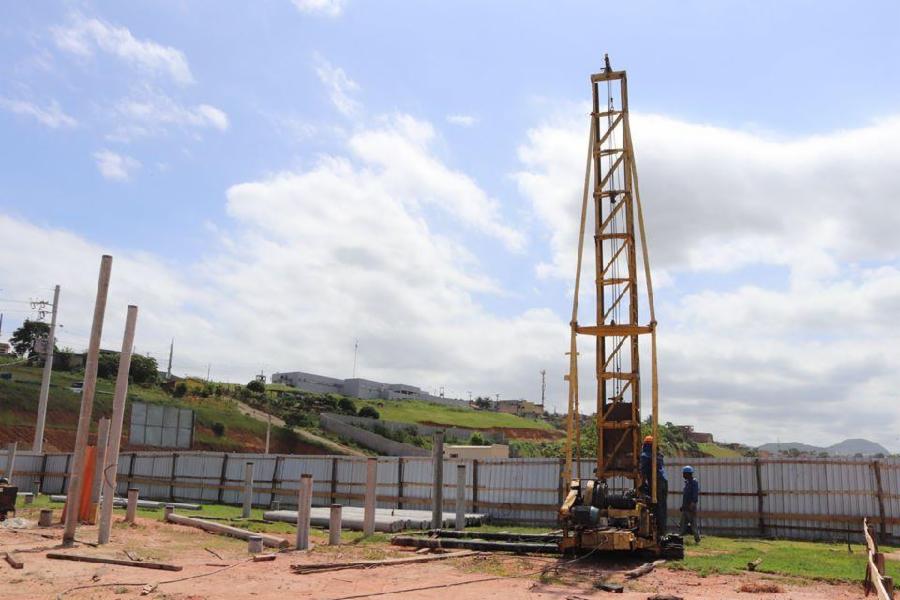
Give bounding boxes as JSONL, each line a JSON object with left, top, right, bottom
{"left": 565, "top": 55, "right": 659, "bottom": 499}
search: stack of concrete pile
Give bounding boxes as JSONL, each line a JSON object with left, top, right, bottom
{"left": 263, "top": 506, "right": 486, "bottom": 532}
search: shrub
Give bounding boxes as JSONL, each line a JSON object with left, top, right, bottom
{"left": 469, "top": 432, "right": 487, "bottom": 446}
{"left": 173, "top": 382, "right": 188, "bottom": 398}
{"left": 338, "top": 397, "right": 357, "bottom": 415}
{"left": 211, "top": 422, "right": 225, "bottom": 437}
{"left": 247, "top": 379, "right": 265, "bottom": 393}
{"left": 358, "top": 405, "right": 380, "bottom": 420}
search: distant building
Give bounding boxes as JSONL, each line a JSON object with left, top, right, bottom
{"left": 271, "top": 370, "right": 467, "bottom": 407}
{"left": 674, "top": 425, "right": 714, "bottom": 444}
{"left": 0, "top": 342, "right": 10, "bottom": 355}
{"left": 444, "top": 445, "right": 509, "bottom": 459}
{"left": 494, "top": 399, "right": 543, "bottom": 417}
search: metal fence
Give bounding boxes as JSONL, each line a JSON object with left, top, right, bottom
{"left": 2, "top": 451, "right": 896, "bottom": 543}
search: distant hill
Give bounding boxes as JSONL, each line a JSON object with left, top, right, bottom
{"left": 758, "top": 438, "right": 890, "bottom": 457}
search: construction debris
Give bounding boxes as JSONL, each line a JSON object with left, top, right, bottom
{"left": 391, "top": 530, "right": 560, "bottom": 554}
{"left": 253, "top": 554, "right": 277, "bottom": 562}
{"left": 747, "top": 557, "right": 763, "bottom": 571}
{"left": 290, "top": 549, "right": 477, "bottom": 574}
{"left": 3, "top": 551, "right": 24, "bottom": 569}
{"left": 46, "top": 552, "right": 182, "bottom": 571}
{"left": 624, "top": 560, "right": 665, "bottom": 579}
{"left": 647, "top": 596, "right": 683, "bottom": 600}
{"left": 594, "top": 581, "right": 623, "bottom": 593}
{"left": 165, "top": 512, "right": 288, "bottom": 548}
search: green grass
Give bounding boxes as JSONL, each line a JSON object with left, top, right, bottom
{"left": 697, "top": 442, "right": 744, "bottom": 458}
{"left": 672, "top": 535, "right": 900, "bottom": 583}
{"left": 354, "top": 398, "right": 555, "bottom": 431}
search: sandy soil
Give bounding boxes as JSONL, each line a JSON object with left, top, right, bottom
{"left": 1, "top": 510, "right": 863, "bottom": 600}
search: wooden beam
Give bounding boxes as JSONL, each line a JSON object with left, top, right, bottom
{"left": 577, "top": 324, "right": 652, "bottom": 336}
{"left": 47, "top": 553, "right": 181, "bottom": 571}
{"left": 591, "top": 70, "right": 626, "bottom": 82}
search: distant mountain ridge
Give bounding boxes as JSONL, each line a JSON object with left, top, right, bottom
{"left": 758, "top": 438, "right": 890, "bottom": 456}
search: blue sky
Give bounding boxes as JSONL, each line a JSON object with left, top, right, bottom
{"left": 2, "top": 1, "right": 900, "bottom": 449}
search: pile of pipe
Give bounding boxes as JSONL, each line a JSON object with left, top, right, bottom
{"left": 263, "top": 506, "right": 487, "bottom": 533}
{"left": 49, "top": 495, "right": 201, "bottom": 511}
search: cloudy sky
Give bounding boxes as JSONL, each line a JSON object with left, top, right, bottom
{"left": 2, "top": 1, "right": 899, "bottom": 450}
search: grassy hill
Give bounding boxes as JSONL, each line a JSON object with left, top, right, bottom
{"left": 353, "top": 398, "right": 557, "bottom": 433}
{"left": 0, "top": 363, "right": 335, "bottom": 454}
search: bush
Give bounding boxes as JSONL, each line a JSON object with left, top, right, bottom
{"left": 173, "top": 382, "right": 188, "bottom": 398}
{"left": 469, "top": 432, "right": 487, "bottom": 446}
{"left": 337, "top": 397, "right": 357, "bottom": 415}
{"left": 358, "top": 405, "right": 380, "bottom": 420}
{"left": 211, "top": 422, "right": 225, "bottom": 437}
{"left": 247, "top": 379, "right": 265, "bottom": 393}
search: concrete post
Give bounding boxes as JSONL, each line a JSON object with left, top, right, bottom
{"left": 455, "top": 463, "right": 466, "bottom": 531}
{"left": 163, "top": 504, "right": 174, "bottom": 520}
{"left": 363, "top": 457, "right": 377, "bottom": 536}
{"left": 329, "top": 504, "right": 342, "bottom": 545}
{"left": 33, "top": 284, "right": 60, "bottom": 454}
{"left": 431, "top": 432, "right": 444, "bottom": 529}
{"left": 242, "top": 462, "right": 254, "bottom": 518}
{"left": 296, "top": 474, "right": 313, "bottom": 550}
{"left": 265, "top": 412, "right": 271, "bottom": 455}
{"left": 98, "top": 305, "right": 138, "bottom": 544}
{"left": 39, "top": 509, "right": 53, "bottom": 527}
{"left": 90, "top": 418, "right": 110, "bottom": 509}
{"left": 4, "top": 442, "right": 16, "bottom": 481}
{"left": 125, "top": 488, "right": 139, "bottom": 524}
{"left": 63, "top": 255, "right": 112, "bottom": 546}
{"left": 248, "top": 535, "right": 263, "bottom": 554}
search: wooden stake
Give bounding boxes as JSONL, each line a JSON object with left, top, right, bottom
{"left": 47, "top": 552, "right": 181, "bottom": 571}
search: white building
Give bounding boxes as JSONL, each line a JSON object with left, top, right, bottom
{"left": 271, "top": 371, "right": 466, "bottom": 407}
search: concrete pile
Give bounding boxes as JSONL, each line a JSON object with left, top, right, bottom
{"left": 263, "top": 506, "right": 487, "bottom": 532}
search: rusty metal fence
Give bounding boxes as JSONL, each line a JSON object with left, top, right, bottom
{"left": 2, "top": 451, "right": 897, "bottom": 543}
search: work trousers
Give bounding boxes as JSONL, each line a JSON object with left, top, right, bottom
{"left": 680, "top": 505, "right": 701, "bottom": 542}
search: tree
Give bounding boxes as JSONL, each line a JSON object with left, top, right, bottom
{"left": 338, "top": 397, "right": 357, "bottom": 415}
{"left": 173, "top": 382, "right": 188, "bottom": 398}
{"left": 247, "top": 379, "right": 266, "bottom": 393}
{"left": 97, "top": 352, "right": 158, "bottom": 383}
{"left": 358, "top": 405, "right": 380, "bottom": 420}
{"left": 474, "top": 396, "right": 492, "bottom": 410}
{"left": 469, "top": 432, "right": 487, "bottom": 445}
{"left": 9, "top": 320, "right": 51, "bottom": 357}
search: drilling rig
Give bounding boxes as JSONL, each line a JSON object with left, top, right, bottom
{"left": 558, "top": 56, "right": 682, "bottom": 558}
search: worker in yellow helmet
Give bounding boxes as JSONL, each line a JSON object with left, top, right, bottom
{"left": 640, "top": 435, "right": 667, "bottom": 535}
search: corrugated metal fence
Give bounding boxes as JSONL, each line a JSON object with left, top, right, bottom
{"left": 2, "top": 451, "right": 896, "bottom": 543}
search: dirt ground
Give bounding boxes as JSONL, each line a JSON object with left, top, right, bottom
{"left": 1, "top": 509, "right": 863, "bottom": 600}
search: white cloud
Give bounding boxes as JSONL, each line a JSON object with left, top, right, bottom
{"left": 0, "top": 97, "right": 77, "bottom": 128}
{"left": 51, "top": 14, "right": 193, "bottom": 85}
{"left": 446, "top": 114, "right": 477, "bottom": 127}
{"left": 514, "top": 108, "right": 900, "bottom": 448}
{"left": 348, "top": 114, "right": 524, "bottom": 250}
{"left": 314, "top": 55, "right": 360, "bottom": 117}
{"left": 110, "top": 90, "right": 229, "bottom": 140}
{"left": 93, "top": 149, "right": 140, "bottom": 181}
{"left": 292, "top": 0, "right": 345, "bottom": 17}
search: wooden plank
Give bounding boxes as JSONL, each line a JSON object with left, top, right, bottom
{"left": 3, "top": 552, "right": 24, "bottom": 569}
{"left": 46, "top": 553, "right": 182, "bottom": 571}
{"left": 576, "top": 324, "right": 652, "bottom": 336}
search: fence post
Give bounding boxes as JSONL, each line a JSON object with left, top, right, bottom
{"left": 296, "top": 474, "right": 312, "bottom": 550}
{"left": 5, "top": 442, "right": 17, "bottom": 480}
{"left": 431, "top": 432, "right": 444, "bottom": 529}
{"left": 38, "top": 453, "right": 49, "bottom": 494}
{"left": 217, "top": 453, "right": 228, "bottom": 504}
{"left": 242, "top": 462, "right": 254, "bottom": 518}
{"left": 455, "top": 463, "right": 466, "bottom": 531}
{"left": 329, "top": 504, "right": 342, "bottom": 545}
{"left": 754, "top": 458, "right": 765, "bottom": 537}
{"left": 60, "top": 454, "right": 72, "bottom": 495}
{"left": 397, "top": 458, "right": 405, "bottom": 510}
{"left": 127, "top": 453, "right": 136, "bottom": 492}
{"left": 872, "top": 460, "right": 888, "bottom": 545}
{"left": 169, "top": 452, "right": 178, "bottom": 502}
{"left": 330, "top": 457, "right": 338, "bottom": 504}
{"left": 269, "top": 456, "right": 281, "bottom": 509}
{"left": 472, "top": 459, "right": 479, "bottom": 514}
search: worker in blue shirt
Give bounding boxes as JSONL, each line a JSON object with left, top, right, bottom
{"left": 680, "top": 466, "right": 701, "bottom": 543}
{"left": 639, "top": 435, "right": 667, "bottom": 535}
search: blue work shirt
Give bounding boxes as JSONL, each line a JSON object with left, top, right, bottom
{"left": 682, "top": 478, "right": 700, "bottom": 507}
{"left": 639, "top": 443, "right": 666, "bottom": 485}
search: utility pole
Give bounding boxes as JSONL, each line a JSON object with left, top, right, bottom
{"left": 33, "top": 284, "right": 60, "bottom": 454}
{"left": 206, "top": 364, "right": 211, "bottom": 382}
{"left": 352, "top": 338, "right": 358, "bottom": 378}
{"left": 540, "top": 369, "right": 546, "bottom": 411}
{"left": 166, "top": 338, "right": 173, "bottom": 381}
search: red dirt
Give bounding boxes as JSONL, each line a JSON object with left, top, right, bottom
{"left": 1, "top": 507, "right": 863, "bottom": 600}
